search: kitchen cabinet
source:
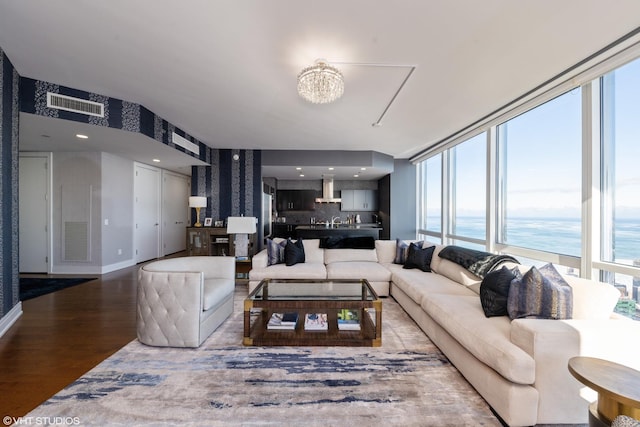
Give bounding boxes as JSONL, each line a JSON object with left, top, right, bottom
{"left": 276, "top": 190, "right": 316, "bottom": 211}
{"left": 340, "top": 190, "right": 378, "bottom": 211}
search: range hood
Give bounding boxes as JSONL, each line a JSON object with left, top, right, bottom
{"left": 315, "top": 175, "right": 342, "bottom": 203}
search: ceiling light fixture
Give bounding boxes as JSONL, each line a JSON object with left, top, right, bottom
{"left": 297, "top": 59, "right": 344, "bottom": 104}
{"left": 76, "top": 134, "right": 88, "bottom": 139}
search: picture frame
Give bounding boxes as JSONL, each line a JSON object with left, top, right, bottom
{"left": 204, "top": 217, "right": 213, "bottom": 227}
{"left": 214, "top": 220, "right": 224, "bottom": 228}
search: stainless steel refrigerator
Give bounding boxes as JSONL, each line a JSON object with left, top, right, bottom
{"left": 262, "top": 192, "right": 272, "bottom": 243}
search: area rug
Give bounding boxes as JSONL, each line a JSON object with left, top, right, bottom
{"left": 19, "top": 277, "right": 97, "bottom": 301}
{"left": 27, "top": 290, "right": 501, "bottom": 426}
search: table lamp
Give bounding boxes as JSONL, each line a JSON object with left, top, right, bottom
{"left": 189, "top": 196, "right": 207, "bottom": 227}
{"left": 226, "top": 216, "right": 257, "bottom": 258}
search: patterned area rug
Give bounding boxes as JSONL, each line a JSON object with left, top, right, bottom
{"left": 28, "top": 289, "right": 501, "bottom": 426}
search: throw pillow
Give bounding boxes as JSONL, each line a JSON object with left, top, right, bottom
{"left": 507, "top": 263, "right": 573, "bottom": 320}
{"left": 403, "top": 243, "right": 435, "bottom": 272}
{"left": 266, "top": 238, "right": 287, "bottom": 266}
{"left": 285, "top": 238, "right": 306, "bottom": 266}
{"left": 479, "top": 266, "right": 519, "bottom": 317}
{"left": 394, "top": 239, "right": 423, "bottom": 264}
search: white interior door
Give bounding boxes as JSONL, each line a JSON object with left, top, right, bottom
{"left": 19, "top": 155, "right": 50, "bottom": 272}
{"left": 162, "top": 171, "right": 190, "bottom": 255}
{"left": 134, "top": 163, "right": 161, "bottom": 263}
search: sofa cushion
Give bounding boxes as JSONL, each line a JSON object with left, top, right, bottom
{"left": 422, "top": 294, "right": 535, "bottom": 384}
{"left": 248, "top": 263, "right": 327, "bottom": 281}
{"left": 202, "top": 278, "right": 234, "bottom": 311}
{"left": 432, "top": 256, "right": 482, "bottom": 290}
{"left": 563, "top": 275, "right": 620, "bottom": 320}
{"left": 508, "top": 264, "right": 573, "bottom": 320}
{"left": 375, "top": 240, "right": 397, "bottom": 264}
{"left": 300, "top": 239, "right": 324, "bottom": 263}
{"left": 285, "top": 238, "right": 306, "bottom": 266}
{"left": 391, "top": 268, "right": 477, "bottom": 305}
{"left": 326, "top": 262, "right": 391, "bottom": 282}
{"left": 324, "top": 248, "right": 378, "bottom": 264}
{"left": 403, "top": 243, "right": 435, "bottom": 272}
{"left": 480, "top": 266, "right": 518, "bottom": 317}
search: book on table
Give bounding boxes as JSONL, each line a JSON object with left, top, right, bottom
{"left": 337, "top": 308, "right": 361, "bottom": 331}
{"left": 304, "top": 313, "right": 328, "bottom": 331}
{"left": 267, "top": 312, "right": 298, "bottom": 330}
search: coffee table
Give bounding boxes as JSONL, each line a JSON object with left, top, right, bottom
{"left": 243, "top": 279, "right": 382, "bottom": 347}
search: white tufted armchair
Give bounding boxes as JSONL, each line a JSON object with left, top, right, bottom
{"left": 137, "top": 256, "right": 236, "bottom": 347}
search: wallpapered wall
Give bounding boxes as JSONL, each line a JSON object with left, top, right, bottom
{"left": 0, "top": 48, "right": 20, "bottom": 319}
{"left": 0, "top": 53, "right": 262, "bottom": 324}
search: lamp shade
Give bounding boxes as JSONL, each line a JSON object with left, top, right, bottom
{"left": 188, "top": 196, "right": 207, "bottom": 208}
{"left": 226, "top": 216, "right": 257, "bottom": 234}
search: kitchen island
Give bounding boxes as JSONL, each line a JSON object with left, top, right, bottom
{"left": 295, "top": 224, "right": 381, "bottom": 240}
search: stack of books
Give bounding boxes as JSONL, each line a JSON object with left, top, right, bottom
{"left": 304, "top": 313, "right": 328, "bottom": 331}
{"left": 267, "top": 312, "right": 298, "bottom": 330}
{"left": 337, "top": 309, "right": 361, "bottom": 331}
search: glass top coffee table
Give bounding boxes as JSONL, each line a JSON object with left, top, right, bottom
{"left": 244, "top": 279, "right": 382, "bottom": 347}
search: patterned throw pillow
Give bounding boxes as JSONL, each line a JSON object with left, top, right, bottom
{"left": 266, "top": 238, "right": 288, "bottom": 266}
{"left": 479, "top": 266, "right": 519, "bottom": 317}
{"left": 395, "top": 239, "right": 426, "bottom": 264}
{"left": 284, "top": 238, "right": 306, "bottom": 266}
{"left": 402, "top": 243, "right": 435, "bottom": 272}
{"left": 507, "top": 263, "right": 573, "bottom": 320}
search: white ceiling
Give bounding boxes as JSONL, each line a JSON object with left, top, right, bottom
{"left": 2, "top": 1, "right": 640, "bottom": 177}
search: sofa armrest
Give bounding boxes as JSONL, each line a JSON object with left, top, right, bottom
{"left": 252, "top": 249, "right": 268, "bottom": 269}
{"left": 510, "top": 318, "right": 640, "bottom": 424}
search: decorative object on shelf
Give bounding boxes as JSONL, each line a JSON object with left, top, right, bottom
{"left": 188, "top": 196, "right": 207, "bottom": 227}
{"left": 226, "top": 216, "right": 257, "bottom": 258}
{"left": 297, "top": 59, "right": 344, "bottom": 104}
{"left": 204, "top": 218, "right": 212, "bottom": 227}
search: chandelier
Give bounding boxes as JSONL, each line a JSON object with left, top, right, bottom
{"left": 297, "top": 60, "right": 344, "bottom": 104}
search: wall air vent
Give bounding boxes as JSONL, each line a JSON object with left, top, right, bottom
{"left": 47, "top": 92, "right": 105, "bottom": 117}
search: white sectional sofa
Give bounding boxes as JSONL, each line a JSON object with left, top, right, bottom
{"left": 249, "top": 238, "right": 640, "bottom": 426}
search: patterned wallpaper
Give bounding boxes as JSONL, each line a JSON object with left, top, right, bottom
{"left": 20, "top": 78, "right": 208, "bottom": 163}
{"left": 20, "top": 76, "right": 263, "bottom": 223}
{"left": 0, "top": 47, "right": 20, "bottom": 319}
{"left": 0, "top": 55, "right": 262, "bottom": 323}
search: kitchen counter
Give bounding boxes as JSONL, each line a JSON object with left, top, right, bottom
{"left": 295, "top": 224, "right": 381, "bottom": 240}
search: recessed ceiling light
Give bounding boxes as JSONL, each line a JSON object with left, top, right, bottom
{"left": 353, "top": 174, "right": 359, "bottom": 178}
{"left": 299, "top": 174, "right": 305, "bottom": 177}
{"left": 152, "top": 159, "right": 161, "bottom": 163}
{"left": 296, "top": 167, "right": 302, "bottom": 171}
{"left": 76, "top": 134, "right": 89, "bottom": 139}
{"left": 328, "top": 167, "right": 335, "bottom": 171}
{"left": 360, "top": 167, "right": 367, "bottom": 171}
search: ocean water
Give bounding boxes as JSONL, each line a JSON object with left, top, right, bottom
{"left": 430, "top": 216, "right": 640, "bottom": 263}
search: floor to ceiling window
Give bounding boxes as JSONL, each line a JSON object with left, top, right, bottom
{"left": 450, "top": 132, "right": 486, "bottom": 249}
{"left": 415, "top": 52, "right": 640, "bottom": 321}
{"left": 600, "top": 58, "right": 640, "bottom": 315}
{"left": 497, "top": 89, "right": 582, "bottom": 257}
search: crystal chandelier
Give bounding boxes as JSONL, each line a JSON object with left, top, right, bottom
{"left": 297, "top": 60, "right": 344, "bottom": 104}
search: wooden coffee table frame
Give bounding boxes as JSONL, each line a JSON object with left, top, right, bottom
{"left": 243, "top": 279, "right": 382, "bottom": 347}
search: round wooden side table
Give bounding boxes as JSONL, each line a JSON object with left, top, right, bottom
{"left": 568, "top": 357, "right": 640, "bottom": 427}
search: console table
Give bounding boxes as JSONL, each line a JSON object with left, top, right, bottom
{"left": 568, "top": 357, "right": 640, "bottom": 426}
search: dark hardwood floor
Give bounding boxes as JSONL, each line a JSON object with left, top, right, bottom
{"left": 0, "top": 259, "right": 158, "bottom": 417}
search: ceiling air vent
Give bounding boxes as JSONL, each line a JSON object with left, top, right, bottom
{"left": 47, "top": 92, "right": 105, "bottom": 117}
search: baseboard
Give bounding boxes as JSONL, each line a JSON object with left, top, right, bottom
{"left": 50, "top": 259, "right": 135, "bottom": 275}
{"left": 0, "top": 302, "right": 23, "bottom": 338}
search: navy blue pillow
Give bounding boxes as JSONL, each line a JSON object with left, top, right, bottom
{"left": 479, "top": 266, "right": 519, "bottom": 317}
{"left": 285, "top": 238, "right": 306, "bottom": 266}
{"left": 403, "top": 243, "right": 435, "bottom": 272}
